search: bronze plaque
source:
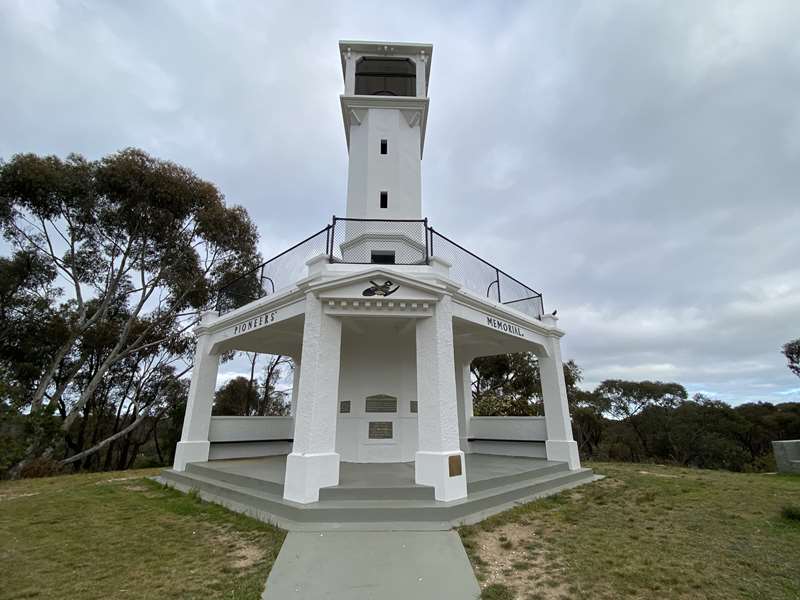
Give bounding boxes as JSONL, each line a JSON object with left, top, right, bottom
{"left": 448, "top": 454, "right": 462, "bottom": 477}
{"left": 368, "top": 421, "right": 393, "bottom": 439}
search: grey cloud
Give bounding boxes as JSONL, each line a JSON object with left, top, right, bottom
{"left": 1, "top": 0, "right": 798, "bottom": 404}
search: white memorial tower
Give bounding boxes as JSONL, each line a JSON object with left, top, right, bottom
{"left": 167, "top": 41, "right": 586, "bottom": 518}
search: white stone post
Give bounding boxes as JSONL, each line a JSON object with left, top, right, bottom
{"left": 173, "top": 310, "right": 220, "bottom": 471}
{"left": 415, "top": 295, "right": 467, "bottom": 501}
{"left": 283, "top": 293, "right": 343, "bottom": 504}
{"left": 343, "top": 48, "right": 356, "bottom": 96}
{"left": 416, "top": 52, "right": 427, "bottom": 97}
{"left": 539, "top": 314, "right": 581, "bottom": 470}
{"left": 289, "top": 358, "right": 301, "bottom": 417}
{"left": 454, "top": 352, "right": 474, "bottom": 453}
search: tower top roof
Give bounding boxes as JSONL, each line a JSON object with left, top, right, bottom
{"left": 338, "top": 40, "right": 433, "bottom": 89}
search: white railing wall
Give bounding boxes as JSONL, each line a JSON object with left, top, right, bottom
{"left": 468, "top": 416, "right": 547, "bottom": 459}
{"left": 208, "top": 416, "right": 293, "bottom": 460}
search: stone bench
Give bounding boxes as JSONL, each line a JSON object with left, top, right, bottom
{"left": 772, "top": 440, "right": 800, "bottom": 474}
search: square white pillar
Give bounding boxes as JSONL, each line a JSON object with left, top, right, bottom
{"left": 174, "top": 311, "right": 220, "bottom": 471}
{"left": 539, "top": 314, "right": 581, "bottom": 470}
{"left": 284, "top": 294, "right": 343, "bottom": 504}
{"left": 415, "top": 295, "right": 467, "bottom": 501}
{"left": 454, "top": 353, "right": 474, "bottom": 453}
{"left": 289, "top": 358, "right": 301, "bottom": 417}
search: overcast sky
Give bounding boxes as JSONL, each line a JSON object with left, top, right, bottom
{"left": 2, "top": 0, "right": 799, "bottom": 405}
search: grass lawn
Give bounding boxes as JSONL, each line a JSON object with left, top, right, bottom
{"left": 0, "top": 469, "right": 285, "bottom": 600}
{"left": 460, "top": 462, "right": 800, "bottom": 600}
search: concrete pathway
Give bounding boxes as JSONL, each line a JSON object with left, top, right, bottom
{"left": 262, "top": 530, "right": 481, "bottom": 600}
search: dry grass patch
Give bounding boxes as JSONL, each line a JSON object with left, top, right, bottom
{"left": 0, "top": 468, "right": 286, "bottom": 600}
{"left": 460, "top": 462, "right": 800, "bottom": 599}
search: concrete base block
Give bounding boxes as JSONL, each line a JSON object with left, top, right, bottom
{"left": 772, "top": 440, "right": 800, "bottom": 474}
{"left": 283, "top": 452, "right": 340, "bottom": 504}
{"left": 173, "top": 440, "right": 210, "bottom": 471}
{"left": 546, "top": 440, "right": 581, "bottom": 470}
{"left": 415, "top": 450, "right": 467, "bottom": 502}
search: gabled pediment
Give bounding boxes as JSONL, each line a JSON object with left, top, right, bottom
{"left": 312, "top": 269, "right": 444, "bottom": 302}
{"left": 310, "top": 269, "right": 447, "bottom": 318}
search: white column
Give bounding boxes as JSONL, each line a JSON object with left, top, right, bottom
{"left": 415, "top": 295, "right": 467, "bottom": 501}
{"left": 539, "top": 314, "right": 581, "bottom": 470}
{"left": 289, "top": 358, "right": 301, "bottom": 417}
{"left": 283, "top": 294, "right": 343, "bottom": 503}
{"left": 416, "top": 52, "right": 427, "bottom": 97}
{"left": 344, "top": 48, "right": 356, "bottom": 95}
{"left": 173, "top": 310, "right": 220, "bottom": 471}
{"left": 454, "top": 352, "right": 474, "bottom": 453}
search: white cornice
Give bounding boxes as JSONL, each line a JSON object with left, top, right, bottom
{"left": 205, "top": 287, "right": 306, "bottom": 334}
{"left": 340, "top": 95, "right": 430, "bottom": 155}
{"left": 452, "top": 290, "right": 563, "bottom": 339}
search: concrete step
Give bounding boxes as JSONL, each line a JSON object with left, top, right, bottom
{"left": 319, "top": 483, "right": 435, "bottom": 501}
{"left": 186, "top": 462, "right": 285, "bottom": 496}
{"left": 159, "top": 463, "right": 595, "bottom": 530}
{"left": 466, "top": 460, "right": 568, "bottom": 493}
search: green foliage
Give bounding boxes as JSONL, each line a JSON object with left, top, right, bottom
{"left": 212, "top": 355, "right": 291, "bottom": 417}
{"left": 784, "top": 338, "right": 800, "bottom": 379}
{"left": 481, "top": 583, "right": 515, "bottom": 600}
{"left": 471, "top": 354, "right": 800, "bottom": 472}
{"left": 471, "top": 353, "right": 581, "bottom": 416}
{"left": 782, "top": 505, "right": 800, "bottom": 522}
{"left": 0, "top": 148, "right": 261, "bottom": 473}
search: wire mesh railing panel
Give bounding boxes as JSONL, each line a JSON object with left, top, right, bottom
{"left": 429, "top": 230, "right": 501, "bottom": 302}
{"left": 216, "top": 218, "right": 544, "bottom": 319}
{"left": 215, "top": 227, "right": 330, "bottom": 314}
{"left": 330, "top": 218, "right": 428, "bottom": 265}
{"left": 497, "top": 271, "right": 544, "bottom": 319}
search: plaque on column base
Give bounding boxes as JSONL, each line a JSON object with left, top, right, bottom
{"left": 415, "top": 450, "right": 467, "bottom": 502}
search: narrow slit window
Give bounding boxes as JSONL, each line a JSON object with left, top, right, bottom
{"left": 380, "top": 139, "right": 388, "bottom": 155}
{"left": 380, "top": 191, "right": 388, "bottom": 208}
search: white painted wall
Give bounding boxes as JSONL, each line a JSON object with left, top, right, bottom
{"left": 345, "top": 108, "right": 422, "bottom": 220}
{"left": 336, "top": 319, "right": 419, "bottom": 462}
{"left": 469, "top": 416, "right": 547, "bottom": 441}
{"left": 208, "top": 416, "right": 294, "bottom": 442}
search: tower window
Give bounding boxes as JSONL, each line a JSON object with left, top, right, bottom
{"left": 380, "top": 191, "right": 388, "bottom": 208}
{"left": 355, "top": 57, "right": 416, "bottom": 97}
{"left": 380, "top": 139, "right": 388, "bottom": 155}
{"left": 371, "top": 251, "right": 395, "bottom": 264}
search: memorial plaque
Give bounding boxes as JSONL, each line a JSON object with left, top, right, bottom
{"left": 365, "top": 395, "right": 397, "bottom": 413}
{"left": 368, "top": 421, "right": 393, "bottom": 439}
{"left": 448, "top": 454, "right": 462, "bottom": 477}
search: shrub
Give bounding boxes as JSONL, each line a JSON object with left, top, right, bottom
{"left": 481, "top": 583, "right": 515, "bottom": 600}
{"left": 19, "top": 456, "right": 65, "bottom": 479}
{"left": 781, "top": 505, "right": 800, "bottom": 522}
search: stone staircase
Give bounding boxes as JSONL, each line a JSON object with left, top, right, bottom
{"left": 158, "top": 456, "right": 595, "bottom": 531}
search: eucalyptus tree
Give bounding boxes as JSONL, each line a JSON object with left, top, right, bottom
{"left": 470, "top": 353, "right": 582, "bottom": 416}
{"left": 0, "top": 148, "right": 260, "bottom": 467}
{"left": 784, "top": 338, "right": 800, "bottom": 378}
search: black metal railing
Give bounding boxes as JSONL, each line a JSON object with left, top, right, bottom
{"left": 427, "top": 228, "right": 544, "bottom": 320}
{"left": 215, "top": 217, "right": 544, "bottom": 319}
{"left": 329, "top": 216, "right": 429, "bottom": 265}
